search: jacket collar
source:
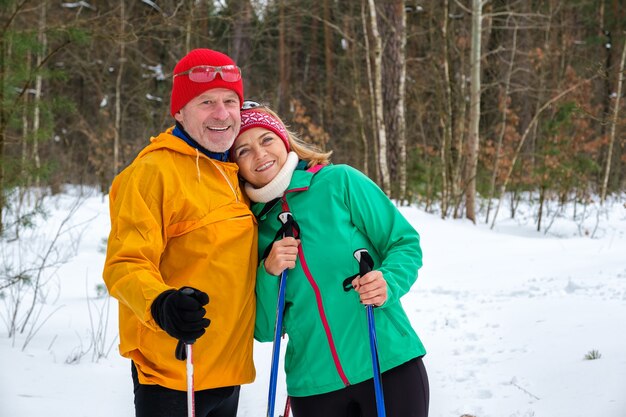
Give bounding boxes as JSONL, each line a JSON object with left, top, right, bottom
{"left": 135, "top": 126, "right": 236, "bottom": 163}
{"left": 172, "top": 122, "right": 230, "bottom": 162}
{"left": 250, "top": 162, "right": 318, "bottom": 219}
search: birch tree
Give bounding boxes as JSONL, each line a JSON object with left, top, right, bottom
{"left": 440, "top": 0, "right": 453, "bottom": 217}
{"left": 31, "top": 0, "right": 47, "bottom": 189}
{"left": 367, "top": 0, "right": 390, "bottom": 195}
{"left": 465, "top": 0, "right": 483, "bottom": 223}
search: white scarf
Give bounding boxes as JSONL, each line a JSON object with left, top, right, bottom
{"left": 244, "top": 152, "right": 299, "bottom": 203}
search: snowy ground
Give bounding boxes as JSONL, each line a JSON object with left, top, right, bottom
{"left": 0, "top": 187, "right": 624, "bottom": 417}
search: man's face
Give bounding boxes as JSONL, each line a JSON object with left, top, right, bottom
{"left": 174, "top": 88, "right": 241, "bottom": 153}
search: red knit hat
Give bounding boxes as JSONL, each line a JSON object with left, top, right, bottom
{"left": 170, "top": 49, "right": 244, "bottom": 117}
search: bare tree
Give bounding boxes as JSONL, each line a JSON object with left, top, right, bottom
{"left": 367, "top": 0, "right": 390, "bottom": 195}
{"left": 465, "top": 0, "right": 484, "bottom": 223}
{"left": 113, "top": 0, "right": 125, "bottom": 179}
{"left": 381, "top": 0, "right": 407, "bottom": 201}
{"left": 231, "top": 0, "right": 254, "bottom": 64}
{"left": 323, "top": 0, "right": 334, "bottom": 126}
{"left": 440, "top": 0, "right": 453, "bottom": 217}
{"left": 1, "top": 192, "right": 92, "bottom": 351}
{"left": 485, "top": 19, "right": 518, "bottom": 224}
{"left": 31, "top": 0, "right": 47, "bottom": 189}
{"left": 348, "top": 6, "right": 369, "bottom": 177}
{"left": 601, "top": 35, "right": 626, "bottom": 204}
{"left": 361, "top": 0, "right": 379, "bottom": 183}
{"left": 278, "top": 0, "right": 288, "bottom": 111}
{"left": 490, "top": 77, "right": 596, "bottom": 229}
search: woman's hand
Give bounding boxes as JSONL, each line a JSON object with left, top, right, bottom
{"left": 352, "top": 271, "right": 387, "bottom": 306}
{"left": 264, "top": 237, "right": 300, "bottom": 276}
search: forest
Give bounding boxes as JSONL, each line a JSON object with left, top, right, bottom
{"left": 1, "top": 0, "right": 625, "bottom": 234}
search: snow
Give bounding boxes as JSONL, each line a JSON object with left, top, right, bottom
{"left": 61, "top": 2, "right": 96, "bottom": 11}
{"left": 1, "top": 187, "right": 625, "bottom": 417}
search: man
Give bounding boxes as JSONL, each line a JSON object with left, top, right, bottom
{"left": 103, "top": 49, "right": 258, "bottom": 417}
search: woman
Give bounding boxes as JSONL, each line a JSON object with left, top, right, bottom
{"left": 231, "top": 103, "right": 429, "bottom": 417}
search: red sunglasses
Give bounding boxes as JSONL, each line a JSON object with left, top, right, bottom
{"left": 173, "top": 65, "right": 242, "bottom": 83}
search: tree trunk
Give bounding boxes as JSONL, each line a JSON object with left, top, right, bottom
{"left": 381, "top": 0, "right": 407, "bottom": 201}
{"left": 231, "top": 0, "right": 253, "bottom": 67}
{"left": 601, "top": 34, "right": 626, "bottom": 203}
{"left": 323, "top": 0, "right": 333, "bottom": 126}
{"left": 19, "top": 54, "right": 30, "bottom": 230}
{"left": 21, "top": 54, "right": 31, "bottom": 181}
{"left": 114, "top": 0, "right": 125, "bottom": 179}
{"left": 361, "top": 0, "right": 380, "bottom": 184}
{"left": 600, "top": 30, "right": 611, "bottom": 138}
{"left": 452, "top": 70, "right": 467, "bottom": 219}
{"left": 396, "top": 0, "right": 407, "bottom": 202}
{"left": 184, "top": 0, "right": 194, "bottom": 52}
{"left": 0, "top": 13, "right": 8, "bottom": 234}
{"left": 32, "top": 0, "right": 47, "bottom": 190}
{"left": 465, "top": 0, "right": 483, "bottom": 223}
{"left": 486, "top": 22, "right": 517, "bottom": 224}
{"left": 440, "top": 0, "right": 453, "bottom": 217}
{"left": 537, "top": 185, "right": 545, "bottom": 232}
{"left": 277, "top": 0, "right": 288, "bottom": 113}
{"left": 349, "top": 18, "right": 368, "bottom": 176}
{"left": 367, "top": 0, "right": 390, "bottom": 195}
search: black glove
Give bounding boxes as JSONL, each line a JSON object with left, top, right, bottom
{"left": 151, "top": 286, "right": 210, "bottom": 344}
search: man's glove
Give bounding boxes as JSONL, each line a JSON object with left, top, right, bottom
{"left": 151, "top": 286, "right": 210, "bottom": 344}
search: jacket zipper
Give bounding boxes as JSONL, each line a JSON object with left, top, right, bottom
{"left": 207, "top": 158, "right": 239, "bottom": 202}
{"left": 281, "top": 196, "right": 351, "bottom": 387}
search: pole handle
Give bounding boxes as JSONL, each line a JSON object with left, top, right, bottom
{"left": 278, "top": 211, "right": 294, "bottom": 238}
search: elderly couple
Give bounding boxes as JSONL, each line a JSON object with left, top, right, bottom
{"left": 103, "top": 48, "right": 429, "bottom": 417}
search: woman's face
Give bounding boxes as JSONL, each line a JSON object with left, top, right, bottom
{"left": 231, "top": 127, "right": 289, "bottom": 188}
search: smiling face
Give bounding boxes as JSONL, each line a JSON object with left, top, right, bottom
{"left": 231, "top": 127, "right": 289, "bottom": 188}
{"left": 174, "top": 88, "right": 241, "bottom": 152}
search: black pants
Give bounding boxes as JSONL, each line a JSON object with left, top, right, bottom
{"left": 131, "top": 362, "right": 240, "bottom": 417}
{"left": 290, "top": 357, "right": 429, "bottom": 417}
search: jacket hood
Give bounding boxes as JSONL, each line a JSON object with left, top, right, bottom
{"left": 136, "top": 126, "right": 199, "bottom": 161}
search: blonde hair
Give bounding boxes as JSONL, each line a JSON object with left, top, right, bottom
{"left": 254, "top": 106, "right": 332, "bottom": 167}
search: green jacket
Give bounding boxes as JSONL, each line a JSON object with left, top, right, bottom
{"left": 253, "top": 163, "right": 426, "bottom": 397}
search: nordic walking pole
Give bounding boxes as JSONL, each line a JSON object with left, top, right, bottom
{"left": 267, "top": 212, "right": 294, "bottom": 417}
{"left": 180, "top": 288, "right": 197, "bottom": 417}
{"left": 354, "top": 249, "right": 386, "bottom": 417}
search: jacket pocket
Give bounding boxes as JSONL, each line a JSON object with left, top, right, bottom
{"left": 382, "top": 308, "right": 408, "bottom": 337}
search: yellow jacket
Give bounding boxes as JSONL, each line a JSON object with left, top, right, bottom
{"left": 103, "top": 127, "right": 258, "bottom": 391}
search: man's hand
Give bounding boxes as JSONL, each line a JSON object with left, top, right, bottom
{"left": 151, "top": 286, "right": 210, "bottom": 344}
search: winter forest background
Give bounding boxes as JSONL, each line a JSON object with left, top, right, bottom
{"left": 1, "top": 0, "right": 625, "bottom": 230}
